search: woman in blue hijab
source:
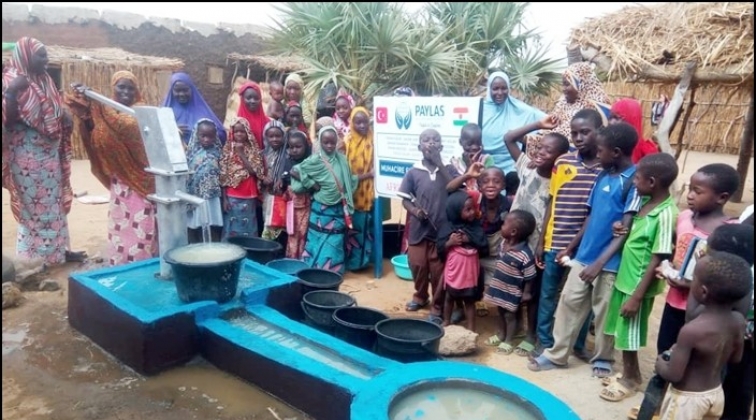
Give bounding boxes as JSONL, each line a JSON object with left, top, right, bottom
{"left": 481, "top": 71, "right": 545, "bottom": 174}
{"left": 162, "top": 71, "right": 227, "bottom": 145}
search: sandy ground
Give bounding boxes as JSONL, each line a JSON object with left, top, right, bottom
{"left": 2, "top": 152, "right": 753, "bottom": 420}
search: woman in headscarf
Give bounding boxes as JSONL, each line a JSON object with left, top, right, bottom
{"left": 260, "top": 120, "right": 290, "bottom": 248}
{"left": 2, "top": 37, "right": 85, "bottom": 265}
{"left": 220, "top": 117, "right": 265, "bottom": 239}
{"left": 236, "top": 81, "right": 269, "bottom": 150}
{"left": 66, "top": 71, "right": 157, "bottom": 266}
{"left": 162, "top": 71, "right": 226, "bottom": 146}
{"left": 344, "top": 106, "right": 375, "bottom": 271}
{"left": 291, "top": 126, "right": 357, "bottom": 275}
{"left": 185, "top": 118, "right": 224, "bottom": 243}
{"left": 607, "top": 98, "right": 659, "bottom": 163}
{"left": 284, "top": 73, "right": 312, "bottom": 125}
{"left": 481, "top": 71, "right": 546, "bottom": 175}
{"left": 332, "top": 93, "right": 355, "bottom": 140}
{"left": 526, "top": 62, "right": 611, "bottom": 160}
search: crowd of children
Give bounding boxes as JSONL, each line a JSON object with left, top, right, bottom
{"left": 393, "top": 108, "right": 752, "bottom": 420}
{"left": 179, "top": 77, "right": 753, "bottom": 420}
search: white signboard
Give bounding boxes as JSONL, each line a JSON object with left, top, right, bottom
{"left": 372, "top": 96, "right": 482, "bottom": 198}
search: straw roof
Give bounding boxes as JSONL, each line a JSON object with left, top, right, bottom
{"left": 226, "top": 53, "right": 306, "bottom": 72}
{"left": 570, "top": 2, "right": 754, "bottom": 85}
{"left": 2, "top": 45, "right": 184, "bottom": 69}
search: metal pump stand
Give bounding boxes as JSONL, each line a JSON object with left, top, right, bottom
{"left": 82, "top": 89, "right": 206, "bottom": 279}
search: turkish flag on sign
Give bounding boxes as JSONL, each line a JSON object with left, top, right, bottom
{"left": 375, "top": 107, "right": 388, "bottom": 124}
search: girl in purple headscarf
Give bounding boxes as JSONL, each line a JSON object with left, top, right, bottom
{"left": 162, "top": 71, "right": 227, "bottom": 145}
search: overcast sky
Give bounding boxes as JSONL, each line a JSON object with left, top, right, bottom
{"left": 16, "top": 2, "right": 650, "bottom": 65}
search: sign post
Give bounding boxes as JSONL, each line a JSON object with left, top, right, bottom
{"left": 371, "top": 96, "right": 482, "bottom": 278}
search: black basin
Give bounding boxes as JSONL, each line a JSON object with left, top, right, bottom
{"left": 164, "top": 243, "right": 246, "bottom": 304}
{"left": 374, "top": 318, "right": 444, "bottom": 363}
{"left": 227, "top": 236, "right": 283, "bottom": 264}
{"left": 297, "top": 268, "right": 343, "bottom": 295}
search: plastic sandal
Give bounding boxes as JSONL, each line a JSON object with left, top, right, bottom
{"left": 601, "top": 373, "right": 624, "bottom": 387}
{"left": 496, "top": 342, "right": 515, "bottom": 354}
{"left": 592, "top": 360, "right": 614, "bottom": 378}
{"left": 599, "top": 380, "right": 637, "bottom": 402}
{"left": 405, "top": 300, "right": 429, "bottom": 312}
{"left": 514, "top": 341, "right": 535, "bottom": 357}
{"left": 527, "top": 355, "right": 560, "bottom": 372}
{"left": 484, "top": 335, "right": 502, "bottom": 347}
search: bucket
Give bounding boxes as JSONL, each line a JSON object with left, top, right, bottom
{"left": 382, "top": 223, "right": 404, "bottom": 258}
{"left": 227, "top": 237, "right": 283, "bottom": 264}
{"left": 301, "top": 290, "right": 356, "bottom": 333}
{"left": 332, "top": 307, "right": 389, "bottom": 350}
{"left": 374, "top": 318, "right": 444, "bottom": 363}
{"left": 297, "top": 268, "right": 343, "bottom": 295}
{"left": 266, "top": 258, "right": 309, "bottom": 276}
{"left": 163, "top": 243, "right": 246, "bottom": 304}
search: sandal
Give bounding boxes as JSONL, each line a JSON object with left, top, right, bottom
{"left": 475, "top": 302, "right": 489, "bottom": 317}
{"left": 514, "top": 340, "right": 535, "bottom": 357}
{"left": 496, "top": 342, "right": 515, "bottom": 354}
{"left": 65, "top": 250, "right": 88, "bottom": 263}
{"left": 592, "top": 360, "right": 613, "bottom": 378}
{"left": 484, "top": 335, "right": 502, "bottom": 347}
{"left": 527, "top": 355, "right": 561, "bottom": 372}
{"left": 405, "top": 300, "right": 429, "bottom": 312}
{"left": 599, "top": 380, "right": 637, "bottom": 402}
{"left": 601, "top": 373, "right": 624, "bottom": 387}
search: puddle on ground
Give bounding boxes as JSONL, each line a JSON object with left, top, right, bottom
{"left": 2, "top": 324, "right": 31, "bottom": 357}
{"left": 143, "top": 360, "right": 312, "bottom": 419}
{"left": 226, "top": 311, "right": 374, "bottom": 380}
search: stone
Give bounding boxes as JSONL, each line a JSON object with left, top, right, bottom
{"left": 2, "top": 283, "right": 23, "bottom": 309}
{"left": 438, "top": 325, "right": 478, "bottom": 356}
{"left": 39, "top": 279, "right": 61, "bottom": 292}
{"left": 14, "top": 257, "right": 46, "bottom": 291}
{"left": 2, "top": 253, "right": 15, "bottom": 283}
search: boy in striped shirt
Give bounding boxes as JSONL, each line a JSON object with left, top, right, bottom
{"left": 601, "top": 153, "right": 679, "bottom": 402}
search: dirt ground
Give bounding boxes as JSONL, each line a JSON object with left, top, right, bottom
{"left": 2, "top": 153, "right": 753, "bottom": 420}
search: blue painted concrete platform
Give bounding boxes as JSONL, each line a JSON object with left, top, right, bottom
{"left": 69, "top": 257, "right": 580, "bottom": 419}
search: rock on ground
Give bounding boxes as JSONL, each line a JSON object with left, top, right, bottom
{"left": 2, "top": 282, "right": 24, "bottom": 309}
{"left": 2, "top": 253, "right": 15, "bottom": 283}
{"left": 438, "top": 325, "right": 479, "bottom": 356}
{"left": 38, "top": 279, "right": 61, "bottom": 292}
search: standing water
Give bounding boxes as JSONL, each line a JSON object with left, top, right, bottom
{"left": 390, "top": 386, "right": 541, "bottom": 420}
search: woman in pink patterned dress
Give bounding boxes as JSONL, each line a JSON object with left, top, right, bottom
{"left": 66, "top": 71, "right": 157, "bottom": 266}
{"left": 2, "top": 37, "right": 86, "bottom": 265}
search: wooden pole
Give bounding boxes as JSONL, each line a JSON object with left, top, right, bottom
{"left": 733, "top": 89, "right": 754, "bottom": 203}
{"left": 674, "top": 86, "right": 697, "bottom": 160}
{"left": 654, "top": 61, "right": 698, "bottom": 155}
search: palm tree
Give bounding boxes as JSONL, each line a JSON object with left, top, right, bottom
{"left": 268, "top": 2, "right": 561, "bottom": 102}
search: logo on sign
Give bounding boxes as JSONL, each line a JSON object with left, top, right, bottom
{"left": 395, "top": 102, "right": 412, "bottom": 130}
{"left": 375, "top": 107, "right": 388, "bottom": 124}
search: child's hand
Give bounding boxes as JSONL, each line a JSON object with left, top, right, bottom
{"left": 579, "top": 263, "right": 601, "bottom": 283}
{"left": 539, "top": 114, "right": 559, "bottom": 130}
{"left": 612, "top": 221, "right": 628, "bottom": 237}
{"left": 535, "top": 244, "right": 545, "bottom": 269}
{"left": 222, "top": 197, "right": 230, "bottom": 213}
{"left": 466, "top": 161, "right": 485, "bottom": 178}
{"left": 555, "top": 249, "right": 572, "bottom": 266}
{"left": 312, "top": 183, "right": 321, "bottom": 192}
{"left": 521, "top": 291, "right": 532, "bottom": 303}
{"left": 621, "top": 296, "right": 641, "bottom": 318}
{"left": 448, "top": 232, "right": 463, "bottom": 247}
{"left": 666, "top": 276, "right": 689, "bottom": 290}
{"left": 458, "top": 231, "right": 470, "bottom": 243}
{"left": 413, "top": 207, "right": 428, "bottom": 220}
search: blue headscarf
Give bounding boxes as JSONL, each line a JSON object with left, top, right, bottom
{"left": 481, "top": 71, "right": 545, "bottom": 174}
{"left": 186, "top": 118, "right": 222, "bottom": 199}
{"left": 162, "top": 72, "right": 227, "bottom": 145}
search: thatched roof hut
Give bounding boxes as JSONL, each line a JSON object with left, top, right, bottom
{"left": 566, "top": 2, "right": 754, "bottom": 201}
{"left": 3, "top": 45, "right": 184, "bottom": 159}
{"left": 226, "top": 53, "right": 306, "bottom": 84}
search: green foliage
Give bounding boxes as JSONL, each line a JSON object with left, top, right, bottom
{"left": 268, "top": 2, "right": 562, "bottom": 101}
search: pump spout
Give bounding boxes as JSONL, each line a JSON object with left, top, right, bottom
{"left": 175, "top": 190, "right": 205, "bottom": 206}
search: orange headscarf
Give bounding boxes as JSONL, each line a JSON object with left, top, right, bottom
{"left": 78, "top": 71, "right": 155, "bottom": 197}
